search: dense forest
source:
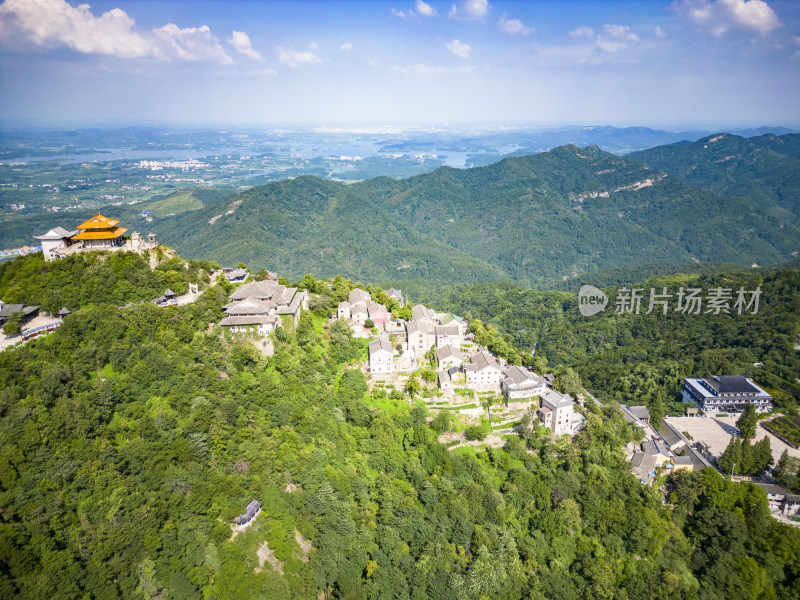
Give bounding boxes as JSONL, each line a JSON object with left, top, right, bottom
{"left": 95, "top": 137, "right": 799, "bottom": 286}
{"left": 414, "top": 266, "right": 800, "bottom": 417}
{"left": 0, "top": 251, "right": 218, "bottom": 314}
{"left": 628, "top": 133, "right": 800, "bottom": 221}
{"left": 1, "top": 256, "right": 799, "bottom": 598}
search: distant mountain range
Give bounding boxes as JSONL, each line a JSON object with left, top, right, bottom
{"left": 151, "top": 135, "right": 799, "bottom": 286}
{"left": 628, "top": 132, "right": 800, "bottom": 220}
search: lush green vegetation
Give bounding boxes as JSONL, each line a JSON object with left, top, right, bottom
{"left": 416, "top": 267, "right": 800, "bottom": 416}
{"left": 119, "top": 141, "right": 800, "bottom": 286}
{"left": 0, "top": 251, "right": 217, "bottom": 313}
{"left": 629, "top": 132, "right": 800, "bottom": 220}
{"left": 1, "top": 257, "right": 799, "bottom": 598}
{"left": 718, "top": 436, "right": 773, "bottom": 477}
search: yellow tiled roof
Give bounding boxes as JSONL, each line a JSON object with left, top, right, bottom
{"left": 73, "top": 227, "right": 128, "bottom": 240}
{"left": 75, "top": 214, "right": 121, "bottom": 230}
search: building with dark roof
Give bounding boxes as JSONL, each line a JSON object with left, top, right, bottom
{"left": 501, "top": 366, "right": 548, "bottom": 400}
{"left": 682, "top": 375, "right": 772, "bottom": 414}
{"left": 234, "top": 499, "right": 262, "bottom": 525}
{"left": 754, "top": 483, "right": 800, "bottom": 516}
{"left": 0, "top": 303, "right": 39, "bottom": 326}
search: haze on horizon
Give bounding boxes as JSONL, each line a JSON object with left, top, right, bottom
{"left": 0, "top": 0, "right": 799, "bottom": 129}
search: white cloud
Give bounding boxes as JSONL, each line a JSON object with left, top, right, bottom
{"left": 0, "top": 0, "right": 156, "bottom": 58}
{"left": 340, "top": 42, "right": 353, "bottom": 51}
{"left": 228, "top": 30, "right": 261, "bottom": 60}
{"left": 498, "top": 15, "right": 534, "bottom": 36}
{"left": 155, "top": 24, "right": 233, "bottom": 64}
{"left": 310, "top": 42, "right": 320, "bottom": 50}
{"left": 793, "top": 36, "right": 800, "bottom": 45}
{"left": 391, "top": 63, "right": 475, "bottom": 75}
{"left": 595, "top": 24, "right": 639, "bottom": 53}
{"left": 448, "top": 0, "right": 488, "bottom": 20}
{"left": 246, "top": 67, "right": 277, "bottom": 76}
{"left": 416, "top": 1, "right": 437, "bottom": 17}
{"left": 391, "top": 8, "right": 408, "bottom": 18}
{"left": 602, "top": 24, "right": 639, "bottom": 42}
{"left": 276, "top": 46, "right": 321, "bottom": 67}
{"left": 393, "top": 63, "right": 446, "bottom": 75}
{"left": 446, "top": 39, "right": 471, "bottom": 58}
{"left": 654, "top": 25, "right": 667, "bottom": 38}
{"left": 569, "top": 26, "right": 595, "bottom": 38}
{"left": 0, "top": 0, "right": 244, "bottom": 65}
{"left": 672, "top": 0, "right": 781, "bottom": 36}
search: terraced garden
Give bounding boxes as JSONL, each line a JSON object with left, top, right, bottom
{"left": 763, "top": 415, "right": 800, "bottom": 448}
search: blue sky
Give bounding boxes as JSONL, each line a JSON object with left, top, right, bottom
{"left": 0, "top": 0, "right": 798, "bottom": 128}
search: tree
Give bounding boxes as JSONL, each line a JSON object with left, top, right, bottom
{"left": 464, "top": 424, "right": 487, "bottom": 441}
{"left": 649, "top": 389, "right": 665, "bottom": 428}
{"left": 481, "top": 396, "right": 495, "bottom": 433}
{"left": 558, "top": 368, "right": 584, "bottom": 397}
{"left": 364, "top": 318, "right": 374, "bottom": 329}
{"left": 2, "top": 312, "right": 23, "bottom": 335}
{"left": 404, "top": 374, "right": 421, "bottom": 403}
{"left": 431, "top": 410, "right": 454, "bottom": 434}
{"left": 300, "top": 273, "right": 319, "bottom": 293}
{"left": 773, "top": 450, "right": 796, "bottom": 488}
{"left": 718, "top": 435, "right": 741, "bottom": 477}
{"left": 736, "top": 404, "right": 758, "bottom": 439}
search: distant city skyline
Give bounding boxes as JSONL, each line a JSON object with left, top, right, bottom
{"left": 1, "top": 0, "right": 799, "bottom": 128}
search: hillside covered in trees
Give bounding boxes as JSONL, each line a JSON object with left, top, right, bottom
{"left": 628, "top": 132, "right": 800, "bottom": 222}
{"left": 124, "top": 138, "right": 800, "bottom": 286}
{"left": 414, "top": 265, "right": 800, "bottom": 418}
{"left": 1, "top": 256, "right": 799, "bottom": 598}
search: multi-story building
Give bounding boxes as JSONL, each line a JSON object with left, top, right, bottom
{"left": 681, "top": 376, "right": 772, "bottom": 414}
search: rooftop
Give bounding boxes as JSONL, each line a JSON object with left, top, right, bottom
{"left": 33, "top": 226, "right": 78, "bottom": 240}
{"left": 75, "top": 213, "right": 121, "bottom": 230}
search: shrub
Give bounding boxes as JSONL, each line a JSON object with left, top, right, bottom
{"left": 464, "top": 425, "right": 487, "bottom": 441}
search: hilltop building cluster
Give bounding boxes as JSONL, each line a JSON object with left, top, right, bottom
{"left": 362, "top": 296, "right": 584, "bottom": 437}
{"left": 33, "top": 213, "right": 157, "bottom": 261}
{"left": 219, "top": 275, "right": 306, "bottom": 336}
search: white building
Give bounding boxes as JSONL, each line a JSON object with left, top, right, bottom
{"left": 406, "top": 319, "right": 435, "bottom": 353}
{"left": 435, "top": 324, "right": 463, "bottom": 349}
{"left": 681, "top": 375, "right": 773, "bottom": 414}
{"left": 539, "top": 389, "right": 583, "bottom": 435}
{"left": 436, "top": 345, "right": 464, "bottom": 370}
{"left": 501, "top": 366, "right": 549, "bottom": 400}
{"left": 464, "top": 351, "right": 502, "bottom": 387}
{"left": 368, "top": 338, "right": 394, "bottom": 374}
{"left": 33, "top": 227, "right": 78, "bottom": 261}
{"left": 337, "top": 301, "right": 351, "bottom": 320}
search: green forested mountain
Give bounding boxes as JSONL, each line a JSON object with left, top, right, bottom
{"left": 2, "top": 258, "right": 799, "bottom": 599}
{"left": 628, "top": 132, "right": 800, "bottom": 220}
{"left": 148, "top": 143, "right": 799, "bottom": 286}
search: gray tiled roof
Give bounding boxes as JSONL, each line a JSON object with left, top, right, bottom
{"left": 541, "top": 389, "right": 573, "bottom": 409}
{"left": 368, "top": 337, "right": 393, "bottom": 355}
{"left": 34, "top": 226, "right": 78, "bottom": 240}
{"left": 706, "top": 375, "right": 759, "bottom": 394}
{"left": 437, "top": 345, "right": 463, "bottom": 361}
{"left": 219, "top": 315, "right": 278, "bottom": 326}
{"left": 465, "top": 351, "right": 500, "bottom": 372}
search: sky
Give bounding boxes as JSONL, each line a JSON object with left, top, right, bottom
{"left": 0, "top": 0, "right": 799, "bottom": 129}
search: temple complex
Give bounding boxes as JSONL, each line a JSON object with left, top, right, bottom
{"left": 33, "top": 214, "right": 157, "bottom": 261}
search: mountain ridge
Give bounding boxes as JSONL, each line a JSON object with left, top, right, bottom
{"left": 153, "top": 141, "right": 798, "bottom": 285}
